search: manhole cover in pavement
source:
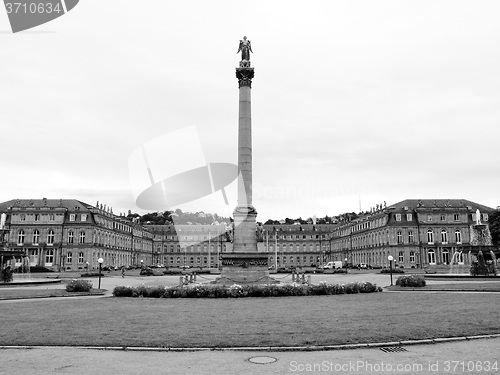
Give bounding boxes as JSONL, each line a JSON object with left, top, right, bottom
{"left": 248, "top": 356, "right": 278, "bottom": 364}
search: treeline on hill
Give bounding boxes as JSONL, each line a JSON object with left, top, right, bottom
{"left": 126, "top": 209, "right": 232, "bottom": 226}
{"left": 264, "top": 212, "right": 360, "bottom": 226}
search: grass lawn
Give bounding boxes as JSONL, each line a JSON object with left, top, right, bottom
{"left": 389, "top": 282, "right": 500, "bottom": 292}
{"left": 0, "top": 288, "right": 104, "bottom": 299}
{"left": 1, "top": 292, "right": 499, "bottom": 348}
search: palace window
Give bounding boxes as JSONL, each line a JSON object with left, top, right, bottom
{"left": 440, "top": 214, "right": 446, "bottom": 221}
{"left": 18, "top": 230, "right": 25, "bottom": 244}
{"left": 454, "top": 214, "right": 459, "bottom": 221}
{"left": 70, "top": 214, "right": 76, "bottom": 222}
{"left": 441, "top": 230, "right": 448, "bottom": 244}
{"left": 33, "top": 230, "right": 39, "bottom": 244}
{"left": 483, "top": 214, "right": 489, "bottom": 222}
{"left": 409, "top": 251, "right": 415, "bottom": 263}
{"left": 20, "top": 214, "right": 26, "bottom": 221}
{"left": 34, "top": 214, "right": 40, "bottom": 221}
{"left": 81, "top": 214, "right": 87, "bottom": 222}
{"left": 408, "top": 231, "right": 414, "bottom": 243}
{"left": 68, "top": 231, "right": 74, "bottom": 244}
{"left": 78, "top": 252, "right": 84, "bottom": 263}
{"left": 442, "top": 249, "right": 449, "bottom": 264}
{"left": 397, "top": 231, "right": 403, "bottom": 244}
{"left": 399, "top": 251, "right": 404, "bottom": 263}
{"left": 47, "top": 230, "right": 55, "bottom": 245}
{"left": 455, "top": 230, "right": 462, "bottom": 244}
{"left": 67, "top": 252, "right": 72, "bottom": 264}
{"left": 395, "top": 214, "right": 401, "bottom": 222}
{"left": 406, "top": 214, "right": 412, "bottom": 221}
{"left": 427, "top": 214, "right": 433, "bottom": 222}
{"left": 290, "top": 256, "right": 294, "bottom": 264}
{"left": 45, "top": 249, "right": 54, "bottom": 264}
{"left": 79, "top": 231, "right": 86, "bottom": 244}
{"left": 283, "top": 256, "right": 287, "bottom": 264}
{"left": 427, "top": 230, "right": 434, "bottom": 244}
{"left": 454, "top": 251, "right": 464, "bottom": 264}
{"left": 428, "top": 249, "right": 436, "bottom": 265}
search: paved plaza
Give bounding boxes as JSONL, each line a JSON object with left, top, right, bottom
{"left": 2, "top": 272, "right": 500, "bottom": 374}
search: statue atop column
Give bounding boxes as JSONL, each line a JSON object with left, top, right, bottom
{"left": 475, "top": 209, "right": 482, "bottom": 225}
{"left": 237, "top": 36, "right": 253, "bottom": 67}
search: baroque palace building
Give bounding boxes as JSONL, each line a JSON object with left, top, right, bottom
{"left": 0, "top": 199, "right": 154, "bottom": 271}
{"left": 328, "top": 199, "right": 496, "bottom": 269}
{"left": 0, "top": 198, "right": 496, "bottom": 272}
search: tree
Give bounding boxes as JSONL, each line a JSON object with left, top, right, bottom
{"left": 489, "top": 209, "right": 500, "bottom": 247}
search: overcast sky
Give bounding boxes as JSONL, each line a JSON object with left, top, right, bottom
{"left": 1, "top": 0, "right": 499, "bottom": 221}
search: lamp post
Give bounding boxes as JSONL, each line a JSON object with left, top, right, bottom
{"left": 140, "top": 259, "right": 144, "bottom": 270}
{"left": 85, "top": 261, "right": 89, "bottom": 272}
{"left": 388, "top": 255, "right": 394, "bottom": 286}
{"left": 97, "top": 257, "right": 103, "bottom": 289}
{"left": 345, "top": 257, "right": 348, "bottom": 274}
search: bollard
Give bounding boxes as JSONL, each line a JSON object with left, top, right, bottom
{"left": 307, "top": 275, "right": 311, "bottom": 286}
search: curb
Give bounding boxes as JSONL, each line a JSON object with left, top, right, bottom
{"left": 0, "top": 292, "right": 106, "bottom": 301}
{"left": 1, "top": 334, "right": 499, "bottom": 352}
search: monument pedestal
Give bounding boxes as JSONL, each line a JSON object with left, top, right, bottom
{"left": 214, "top": 252, "right": 279, "bottom": 285}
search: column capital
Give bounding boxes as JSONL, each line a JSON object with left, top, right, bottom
{"left": 236, "top": 68, "right": 254, "bottom": 88}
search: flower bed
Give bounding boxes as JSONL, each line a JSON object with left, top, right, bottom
{"left": 113, "top": 281, "right": 382, "bottom": 298}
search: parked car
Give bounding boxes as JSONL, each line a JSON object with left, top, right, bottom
{"left": 323, "top": 261, "right": 342, "bottom": 269}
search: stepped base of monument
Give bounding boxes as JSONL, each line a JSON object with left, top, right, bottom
{"left": 212, "top": 252, "right": 279, "bottom": 285}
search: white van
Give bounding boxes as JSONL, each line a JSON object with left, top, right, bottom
{"left": 323, "top": 261, "right": 342, "bottom": 269}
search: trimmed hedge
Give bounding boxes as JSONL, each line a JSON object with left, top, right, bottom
{"left": 112, "top": 281, "right": 383, "bottom": 298}
{"left": 66, "top": 279, "right": 93, "bottom": 292}
{"left": 380, "top": 268, "right": 405, "bottom": 274}
{"left": 395, "top": 275, "right": 426, "bottom": 287}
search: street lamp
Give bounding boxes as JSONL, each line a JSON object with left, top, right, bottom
{"left": 97, "top": 257, "right": 104, "bottom": 289}
{"left": 85, "top": 261, "right": 89, "bottom": 272}
{"left": 140, "top": 259, "right": 144, "bottom": 270}
{"left": 345, "top": 257, "right": 348, "bottom": 274}
{"left": 388, "top": 255, "right": 394, "bottom": 286}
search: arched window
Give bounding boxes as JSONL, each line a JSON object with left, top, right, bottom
{"left": 47, "top": 230, "right": 55, "bottom": 245}
{"left": 397, "top": 231, "right": 403, "bottom": 244}
{"left": 455, "top": 230, "right": 462, "bottom": 244}
{"left": 67, "top": 252, "right": 73, "bottom": 264}
{"left": 442, "top": 249, "right": 449, "bottom": 264}
{"left": 427, "top": 230, "right": 434, "bottom": 244}
{"left": 33, "top": 230, "right": 39, "bottom": 244}
{"left": 428, "top": 249, "right": 436, "bottom": 264}
{"left": 68, "top": 231, "right": 74, "bottom": 244}
{"left": 79, "top": 231, "right": 85, "bottom": 244}
{"left": 78, "top": 252, "right": 84, "bottom": 263}
{"left": 441, "top": 230, "right": 448, "bottom": 244}
{"left": 18, "top": 230, "right": 25, "bottom": 244}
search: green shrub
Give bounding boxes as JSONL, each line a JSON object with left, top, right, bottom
{"left": 66, "top": 279, "right": 93, "bottom": 292}
{"left": 395, "top": 275, "right": 426, "bottom": 287}
{"left": 112, "top": 281, "right": 383, "bottom": 299}
{"left": 1, "top": 267, "right": 13, "bottom": 282}
{"left": 380, "top": 268, "right": 405, "bottom": 274}
{"left": 113, "top": 285, "right": 135, "bottom": 297}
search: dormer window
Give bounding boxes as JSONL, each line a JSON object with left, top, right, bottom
{"left": 70, "top": 214, "right": 76, "bottom": 222}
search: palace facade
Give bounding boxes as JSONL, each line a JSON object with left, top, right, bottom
{"left": 0, "top": 198, "right": 497, "bottom": 272}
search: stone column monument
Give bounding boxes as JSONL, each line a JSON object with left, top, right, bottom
{"left": 216, "top": 37, "right": 277, "bottom": 285}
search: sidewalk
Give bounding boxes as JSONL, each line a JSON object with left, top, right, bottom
{"left": 4, "top": 336, "right": 500, "bottom": 375}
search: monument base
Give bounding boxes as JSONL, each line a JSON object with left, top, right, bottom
{"left": 213, "top": 252, "right": 279, "bottom": 285}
